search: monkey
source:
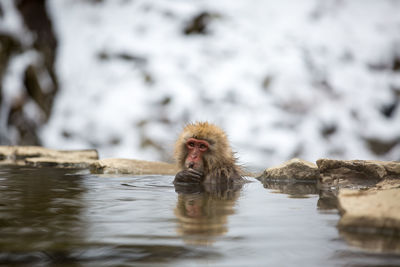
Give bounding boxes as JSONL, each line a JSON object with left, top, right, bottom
{"left": 173, "top": 122, "right": 243, "bottom": 185}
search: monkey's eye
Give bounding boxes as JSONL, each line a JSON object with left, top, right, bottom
{"left": 199, "top": 144, "right": 208, "bottom": 150}
{"left": 188, "top": 142, "right": 195, "bottom": 148}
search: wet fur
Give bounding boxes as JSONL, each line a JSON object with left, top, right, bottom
{"left": 174, "top": 122, "right": 242, "bottom": 184}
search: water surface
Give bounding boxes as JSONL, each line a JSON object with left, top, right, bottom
{"left": 0, "top": 165, "right": 399, "bottom": 266}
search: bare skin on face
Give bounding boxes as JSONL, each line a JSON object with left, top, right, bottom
{"left": 173, "top": 122, "right": 243, "bottom": 185}
{"left": 185, "top": 138, "right": 209, "bottom": 170}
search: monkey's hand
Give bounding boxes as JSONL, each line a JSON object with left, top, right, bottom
{"left": 173, "top": 169, "right": 204, "bottom": 184}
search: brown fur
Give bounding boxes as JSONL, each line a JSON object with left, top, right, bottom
{"left": 174, "top": 122, "right": 242, "bottom": 183}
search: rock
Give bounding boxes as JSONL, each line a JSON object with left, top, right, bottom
{"left": 0, "top": 145, "right": 98, "bottom": 168}
{"left": 257, "top": 158, "right": 320, "bottom": 181}
{"left": 376, "top": 179, "right": 400, "bottom": 190}
{"left": 1, "top": 146, "right": 178, "bottom": 174}
{"left": 90, "top": 158, "right": 178, "bottom": 175}
{"left": 25, "top": 157, "right": 96, "bottom": 169}
{"left": 365, "top": 137, "right": 400, "bottom": 155}
{"left": 0, "top": 146, "right": 14, "bottom": 160}
{"left": 338, "top": 188, "right": 400, "bottom": 236}
{"left": 183, "top": 12, "right": 214, "bottom": 35}
{"left": 0, "top": 146, "right": 98, "bottom": 160}
{"left": 1, "top": 146, "right": 179, "bottom": 174}
{"left": 0, "top": 159, "right": 26, "bottom": 166}
{"left": 317, "top": 159, "right": 400, "bottom": 189}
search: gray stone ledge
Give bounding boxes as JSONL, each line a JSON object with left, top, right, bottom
{"left": 338, "top": 188, "right": 400, "bottom": 236}
{"left": 90, "top": 158, "right": 178, "bottom": 175}
{"left": 25, "top": 157, "right": 96, "bottom": 169}
{"left": 317, "top": 159, "right": 400, "bottom": 189}
{"left": 257, "top": 158, "right": 320, "bottom": 182}
{"left": 0, "top": 146, "right": 99, "bottom": 168}
{"left": 0, "top": 145, "right": 98, "bottom": 160}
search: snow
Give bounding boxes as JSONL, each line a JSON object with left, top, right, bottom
{"left": 37, "top": 0, "right": 400, "bottom": 170}
{"left": 0, "top": 0, "right": 24, "bottom": 35}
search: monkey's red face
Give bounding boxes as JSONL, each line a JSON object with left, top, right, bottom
{"left": 184, "top": 138, "right": 209, "bottom": 171}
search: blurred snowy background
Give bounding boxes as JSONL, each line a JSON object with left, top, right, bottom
{"left": 0, "top": 0, "right": 399, "bottom": 170}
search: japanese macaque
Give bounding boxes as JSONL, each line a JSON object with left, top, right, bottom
{"left": 173, "top": 122, "right": 243, "bottom": 185}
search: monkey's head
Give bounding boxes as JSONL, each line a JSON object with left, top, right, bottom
{"left": 174, "top": 122, "right": 234, "bottom": 174}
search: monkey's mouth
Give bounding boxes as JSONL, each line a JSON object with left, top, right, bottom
{"left": 186, "top": 161, "right": 202, "bottom": 171}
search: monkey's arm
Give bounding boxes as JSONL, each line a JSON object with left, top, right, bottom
{"left": 173, "top": 169, "right": 204, "bottom": 184}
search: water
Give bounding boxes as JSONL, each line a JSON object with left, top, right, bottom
{"left": 0, "top": 165, "right": 399, "bottom": 266}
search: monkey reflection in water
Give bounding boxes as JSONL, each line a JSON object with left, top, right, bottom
{"left": 173, "top": 122, "right": 245, "bottom": 245}
{"left": 174, "top": 183, "right": 242, "bottom": 245}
